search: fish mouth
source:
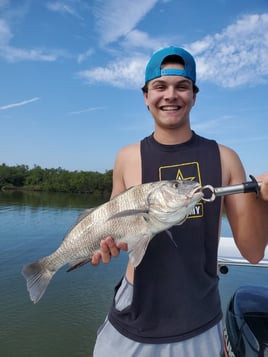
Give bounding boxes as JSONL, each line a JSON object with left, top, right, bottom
{"left": 189, "top": 184, "right": 204, "bottom": 199}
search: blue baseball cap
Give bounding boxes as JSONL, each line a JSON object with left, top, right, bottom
{"left": 144, "top": 46, "right": 196, "bottom": 84}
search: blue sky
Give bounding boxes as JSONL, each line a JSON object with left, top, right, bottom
{"left": 0, "top": 0, "right": 267, "bottom": 176}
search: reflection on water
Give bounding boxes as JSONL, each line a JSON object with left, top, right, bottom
{"left": 0, "top": 191, "right": 267, "bottom": 357}
{"left": 0, "top": 190, "right": 108, "bottom": 209}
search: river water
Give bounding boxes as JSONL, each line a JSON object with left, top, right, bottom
{"left": 0, "top": 191, "right": 267, "bottom": 357}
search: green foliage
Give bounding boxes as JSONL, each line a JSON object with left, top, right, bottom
{"left": 0, "top": 163, "right": 112, "bottom": 196}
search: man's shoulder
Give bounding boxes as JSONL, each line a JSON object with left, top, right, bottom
{"left": 117, "top": 141, "right": 141, "bottom": 157}
{"left": 218, "top": 143, "right": 239, "bottom": 157}
{"left": 114, "top": 141, "right": 142, "bottom": 189}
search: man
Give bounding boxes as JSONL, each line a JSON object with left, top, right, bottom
{"left": 92, "top": 46, "right": 268, "bottom": 356}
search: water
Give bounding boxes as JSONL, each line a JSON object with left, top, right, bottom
{"left": 0, "top": 191, "right": 267, "bottom": 357}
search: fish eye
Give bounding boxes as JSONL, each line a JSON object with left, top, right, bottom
{"left": 173, "top": 182, "right": 179, "bottom": 188}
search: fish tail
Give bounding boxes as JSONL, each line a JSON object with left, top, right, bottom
{"left": 21, "top": 259, "right": 55, "bottom": 304}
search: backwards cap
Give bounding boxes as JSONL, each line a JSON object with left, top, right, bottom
{"left": 144, "top": 46, "right": 196, "bottom": 84}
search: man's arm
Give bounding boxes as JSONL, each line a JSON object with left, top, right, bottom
{"left": 220, "top": 145, "right": 268, "bottom": 263}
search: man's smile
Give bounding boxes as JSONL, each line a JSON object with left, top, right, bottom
{"left": 160, "top": 106, "right": 182, "bottom": 111}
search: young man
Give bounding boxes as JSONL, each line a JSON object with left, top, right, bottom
{"left": 92, "top": 47, "right": 268, "bottom": 356}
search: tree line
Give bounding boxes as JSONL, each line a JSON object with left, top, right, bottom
{"left": 0, "top": 163, "right": 113, "bottom": 196}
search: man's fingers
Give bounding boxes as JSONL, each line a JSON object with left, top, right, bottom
{"left": 117, "top": 242, "right": 128, "bottom": 251}
{"left": 90, "top": 237, "right": 128, "bottom": 266}
{"left": 100, "top": 239, "right": 112, "bottom": 263}
{"left": 91, "top": 251, "right": 101, "bottom": 266}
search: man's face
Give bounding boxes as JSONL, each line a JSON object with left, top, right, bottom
{"left": 144, "top": 63, "right": 196, "bottom": 130}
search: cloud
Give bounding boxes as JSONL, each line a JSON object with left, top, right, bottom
{"left": 92, "top": 0, "right": 159, "bottom": 45}
{"left": 77, "top": 56, "right": 147, "bottom": 89}
{"left": 77, "top": 48, "right": 94, "bottom": 64}
{"left": 46, "top": 1, "right": 84, "bottom": 19}
{"left": 68, "top": 106, "right": 105, "bottom": 115}
{"left": 0, "top": 97, "right": 40, "bottom": 110}
{"left": 0, "top": 18, "right": 12, "bottom": 45}
{"left": 189, "top": 13, "right": 268, "bottom": 88}
{"left": 46, "top": 1, "right": 75, "bottom": 15}
{"left": 0, "top": 45, "right": 61, "bottom": 62}
{"left": 0, "top": 18, "right": 65, "bottom": 62}
{"left": 0, "top": 6, "right": 69, "bottom": 62}
{"left": 80, "top": 12, "right": 268, "bottom": 89}
{"left": 122, "top": 29, "right": 168, "bottom": 51}
{"left": 76, "top": 27, "right": 168, "bottom": 88}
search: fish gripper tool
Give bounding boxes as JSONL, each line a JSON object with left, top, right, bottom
{"left": 202, "top": 175, "right": 262, "bottom": 202}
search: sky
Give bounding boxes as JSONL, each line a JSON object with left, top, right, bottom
{"left": 0, "top": 0, "right": 268, "bottom": 176}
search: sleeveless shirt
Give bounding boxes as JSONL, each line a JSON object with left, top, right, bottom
{"left": 108, "top": 131, "right": 223, "bottom": 343}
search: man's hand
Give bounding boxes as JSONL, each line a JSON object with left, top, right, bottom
{"left": 91, "top": 236, "right": 128, "bottom": 265}
{"left": 257, "top": 172, "right": 268, "bottom": 201}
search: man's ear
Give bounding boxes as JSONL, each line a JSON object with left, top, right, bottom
{"left": 192, "top": 92, "right": 197, "bottom": 107}
{"left": 143, "top": 92, "right": 150, "bottom": 111}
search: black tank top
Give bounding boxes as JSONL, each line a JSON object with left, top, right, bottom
{"left": 109, "top": 131, "right": 222, "bottom": 343}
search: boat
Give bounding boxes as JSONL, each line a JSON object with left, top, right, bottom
{"left": 218, "top": 237, "right": 268, "bottom": 356}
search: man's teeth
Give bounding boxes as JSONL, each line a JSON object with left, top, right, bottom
{"left": 161, "top": 106, "right": 180, "bottom": 111}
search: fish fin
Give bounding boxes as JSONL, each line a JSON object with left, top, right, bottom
{"left": 110, "top": 186, "right": 134, "bottom": 200}
{"left": 76, "top": 208, "right": 96, "bottom": 223}
{"left": 21, "top": 259, "right": 55, "bottom": 304}
{"left": 128, "top": 234, "right": 152, "bottom": 268}
{"left": 63, "top": 208, "right": 95, "bottom": 239}
{"left": 69, "top": 208, "right": 95, "bottom": 230}
{"left": 165, "top": 230, "right": 178, "bottom": 248}
{"left": 66, "top": 258, "right": 92, "bottom": 272}
{"left": 108, "top": 209, "right": 149, "bottom": 220}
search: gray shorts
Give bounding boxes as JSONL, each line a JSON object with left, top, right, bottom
{"left": 93, "top": 277, "right": 224, "bottom": 357}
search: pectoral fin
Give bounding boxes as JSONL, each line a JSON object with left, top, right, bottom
{"left": 128, "top": 234, "right": 152, "bottom": 268}
{"left": 165, "top": 229, "right": 178, "bottom": 248}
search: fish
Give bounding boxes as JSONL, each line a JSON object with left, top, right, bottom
{"left": 21, "top": 179, "right": 203, "bottom": 304}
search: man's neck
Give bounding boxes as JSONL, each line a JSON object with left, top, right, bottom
{"left": 153, "top": 127, "right": 193, "bottom": 145}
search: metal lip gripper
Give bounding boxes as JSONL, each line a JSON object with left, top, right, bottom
{"left": 202, "top": 175, "right": 262, "bottom": 202}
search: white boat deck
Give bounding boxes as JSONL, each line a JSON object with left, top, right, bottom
{"left": 218, "top": 237, "right": 268, "bottom": 267}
